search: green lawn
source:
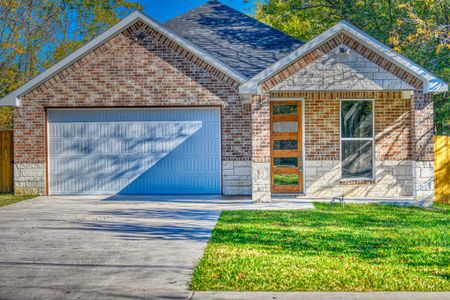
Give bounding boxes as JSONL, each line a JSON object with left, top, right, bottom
{"left": 191, "top": 203, "right": 450, "bottom": 291}
{"left": 0, "top": 193, "right": 35, "bottom": 208}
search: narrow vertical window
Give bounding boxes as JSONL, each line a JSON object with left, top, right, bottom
{"left": 340, "top": 100, "right": 374, "bottom": 179}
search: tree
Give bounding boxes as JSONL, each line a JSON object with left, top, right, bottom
{"left": 254, "top": 0, "right": 449, "bottom": 134}
{"left": 0, "top": 0, "right": 142, "bottom": 130}
{"left": 394, "top": 1, "right": 449, "bottom": 134}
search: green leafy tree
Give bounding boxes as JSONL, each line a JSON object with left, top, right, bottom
{"left": 395, "top": 1, "right": 449, "bottom": 135}
{"left": 254, "top": 0, "right": 449, "bottom": 134}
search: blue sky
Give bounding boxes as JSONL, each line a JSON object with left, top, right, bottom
{"left": 138, "top": 0, "right": 254, "bottom": 22}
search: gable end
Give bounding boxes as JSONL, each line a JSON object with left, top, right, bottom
{"left": 240, "top": 21, "right": 447, "bottom": 96}
{"left": 262, "top": 33, "right": 423, "bottom": 92}
{"left": 0, "top": 11, "right": 246, "bottom": 107}
{"left": 124, "top": 21, "right": 241, "bottom": 88}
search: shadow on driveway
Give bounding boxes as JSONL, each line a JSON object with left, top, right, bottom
{"left": 71, "top": 222, "right": 216, "bottom": 241}
{"left": 90, "top": 208, "right": 220, "bottom": 221}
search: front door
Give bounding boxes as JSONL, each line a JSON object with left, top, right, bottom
{"left": 270, "top": 101, "right": 303, "bottom": 194}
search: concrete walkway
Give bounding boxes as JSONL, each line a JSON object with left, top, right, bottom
{"left": 0, "top": 195, "right": 312, "bottom": 300}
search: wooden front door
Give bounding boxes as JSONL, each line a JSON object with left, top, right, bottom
{"left": 270, "top": 101, "right": 303, "bottom": 194}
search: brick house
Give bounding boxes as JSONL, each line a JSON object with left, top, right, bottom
{"left": 0, "top": 1, "right": 447, "bottom": 205}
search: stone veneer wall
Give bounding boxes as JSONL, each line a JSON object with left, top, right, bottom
{"left": 14, "top": 21, "right": 252, "bottom": 195}
{"left": 271, "top": 44, "right": 415, "bottom": 91}
{"left": 305, "top": 160, "right": 413, "bottom": 198}
{"left": 262, "top": 32, "right": 423, "bottom": 91}
{"left": 223, "top": 161, "right": 252, "bottom": 195}
{"left": 413, "top": 161, "right": 434, "bottom": 206}
{"left": 14, "top": 164, "right": 46, "bottom": 196}
{"left": 252, "top": 162, "right": 271, "bottom": 202}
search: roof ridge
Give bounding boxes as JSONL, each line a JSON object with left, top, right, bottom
{"left": 164, "top": 0, "right": 303, "bottom": 44}
{"left": 163, "top": 0, "right": 219, "bottom": 23}
{"left": 164, "top": 1, "right": 304, "bottom": 78}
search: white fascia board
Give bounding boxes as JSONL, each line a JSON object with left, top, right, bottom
{"left": 0, "top": 11, "right": 247, "bottom": 107}
{"left": 339, "top": 21, "right": 448, "bottom": 93}
{"left": 239, "top": 21, "right": 448, "bottom": 96}
{"left": 0, "top": 95, "right": 17, "bottom": 106}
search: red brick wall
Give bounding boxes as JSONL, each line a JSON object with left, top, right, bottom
{"left": 15, "top": 23, "right": 251, "bottom": 165}
{"left": 303, "top": 93, "right": 340, "bottom": 160}
{"left": 375, "top": 94, "right": 412, "bottom": 160}
{"left": 270, "top": 91, "right": 412, "bottom": 161}
{"left": 412, "top": 91, "right": 434, "bottom": 161}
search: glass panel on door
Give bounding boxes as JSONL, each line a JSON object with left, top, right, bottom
{"left": 272, "top": 122, "right": 298, "bottom": 132}
{"left": 273, "top": 157, "right": 298, "bottom": 168}
{"left": 271, "top": 101, "right": 303, "bottom": 194}
{"left": 273, "top": 104, "right": 297, "bottom": 115}
{"left": 273, "top": 140, "right": 298, "bottom": 150}
{"left": 274, "top": 174, "right": 299, "bottom": 185}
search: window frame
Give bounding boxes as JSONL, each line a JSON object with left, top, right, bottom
{"left": 339, "top": 99, "right": 375, "bottom": 181}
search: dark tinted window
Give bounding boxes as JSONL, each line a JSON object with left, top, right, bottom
{"left": 342, "top": 140, "right": 373, "bottom": 179}
{"left": 273, "top": 140, "right": 298, "bottom": 150}
{"left": 341, "top": 101, "right": 373, "bottom": 138}
{"left": 274, "top": 157, "right": 298, "bottom": 168}
{"left": 273, "top": 104, "right": 297, "bottom": 115}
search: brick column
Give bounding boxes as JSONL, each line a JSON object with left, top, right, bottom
{"left": 14, "top": 105, "right": 47, "bottom": 195}
{"left": 411, "top": 91, "right": 434, "bottom": 206}
{"left": 251, "top": 94, "right": 271, "bottom": 202}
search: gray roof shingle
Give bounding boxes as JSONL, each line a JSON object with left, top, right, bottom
{"left": 164, "top": 0, "right": 304, "bottom": 79}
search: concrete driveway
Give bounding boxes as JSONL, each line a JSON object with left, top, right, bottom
{"left": 0, "top": 195, "right": 313, "bottom": 300}
{"left": 0, "top": 195, "right": 231, "bottom": 300}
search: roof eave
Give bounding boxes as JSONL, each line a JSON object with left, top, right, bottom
{"left": 0, "top": 95, "right": 19, "bottom": 107}
{"left": 0, "top": 10, "right": 247, "bottom": 107}
{"left": 425, "top": 79, "right": 448, "bottom": 93}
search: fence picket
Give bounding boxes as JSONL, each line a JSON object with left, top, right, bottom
{"left": 434, "top": 136, "right": 450, "bottom": 203}
{"left": 0, "top": 131, "right": 13, "bottom": 193}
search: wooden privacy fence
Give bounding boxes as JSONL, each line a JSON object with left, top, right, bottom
{"left": 0, "top": 130, "right": 14, "bottom": 193}
{"left": 434, "top": 135, "right": 450, "bottom": 203}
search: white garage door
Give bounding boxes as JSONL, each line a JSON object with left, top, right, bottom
{"left": 47, "top": 108, "right": 221, "bottom": 195}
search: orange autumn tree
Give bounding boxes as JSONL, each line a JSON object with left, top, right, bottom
{"left": 0, "top": 0, "right": 142, "bottom": 129}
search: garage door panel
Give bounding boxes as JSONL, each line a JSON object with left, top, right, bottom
{"left": 49, "top": 122, "right": 203, "bottom": 139}
{"left": 48, "top": 108, "right": 221, "bottom": 195}
{"left": 49, "top": 153, "right": 220, "bottom": 174}
{"left": 48, "top": 108, "right": 220, "bottom": 122}
{"left": 49, "top": 156, "right": 155, "bottom": 177}
{"left": 50, "top": 140, "right": 219, "bottom": 157}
